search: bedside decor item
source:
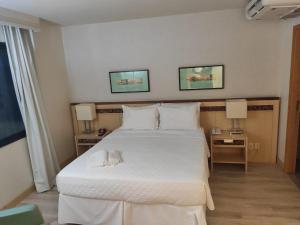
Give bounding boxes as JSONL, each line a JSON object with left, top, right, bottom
{"left": 211, "top": 127, "right": 222, "bottom": 135}
{"left": 226, "top": 99, "right": 247, "bottom": 135}
{"left": 179, "top": 65, "right": 224, "bottom": 91}
{"left": 98, "top": 128, "right": 107, "bottom": 136}
{"left": 75, "top": 103, "right": 96, "bottom": 134}
{"left": 109, "top": 69, "right": 150, "bottom": 93}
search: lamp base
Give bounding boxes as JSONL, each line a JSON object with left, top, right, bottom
{"left": 83, "top": 129, "right": 94, "bottom": 134}
{"left": 229, "top": 119, "right": 244, "bottom": 135}
{"left": 83, "top": 120, "right": 94, "bottom": 134}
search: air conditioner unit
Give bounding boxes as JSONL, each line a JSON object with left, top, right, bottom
{"left": 246, "top": 0, "right": 300, "bottom": 20}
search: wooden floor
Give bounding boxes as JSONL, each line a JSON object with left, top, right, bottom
{"left": 20, "top": 164, "right": 300, "bottom": 225}
{"left": 207, "top": 164, "right": 300, "bottom": 225}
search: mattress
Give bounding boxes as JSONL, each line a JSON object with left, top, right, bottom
{"left": 56, "top": 129, "right": 214, "bottom": 209}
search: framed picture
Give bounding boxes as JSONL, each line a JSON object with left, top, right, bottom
{"left": 179, "top": 65, "right": 224, "bottom": 91}
{"left": 109, "top": 69, "right": 150, "bottom": 93}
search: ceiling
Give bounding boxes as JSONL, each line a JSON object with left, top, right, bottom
{"left": 0, "top": 0, "right": 246, "bottom": 26}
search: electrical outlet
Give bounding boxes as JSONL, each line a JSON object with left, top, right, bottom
{"left": 249, "top": 143, "right": 254, "bottom": 150}
{"left": 254, "top": 143, "right": 260, "bottom": 150}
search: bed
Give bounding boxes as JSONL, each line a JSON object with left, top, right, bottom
{"left": 56, "top": 128, "right": 214, "bottom": 225}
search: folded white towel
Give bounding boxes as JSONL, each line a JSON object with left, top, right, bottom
{"left": 107, "top": 151, "right": 122, "bottom": 166}
{"left": 88, "top": 150, "right": 122, "bottom": 168}
{"left": 88, "top": 150, "right": 108, "bottom": 167}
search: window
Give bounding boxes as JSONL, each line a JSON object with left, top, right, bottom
{"left": 0, "top": 42, "right": 26, "bottom": 147}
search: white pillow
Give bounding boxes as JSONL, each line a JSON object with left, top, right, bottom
{"left": 161, "top": 102, "right": 201, "bottom": 114}
{"left": 121, "top": 105, "right": 159, "bottom": 130}
{"left": 158, "top": 103, "right": 200, "bottom": 130}
{"left": 160, "top": 102, "right": 201, "bottom": 125}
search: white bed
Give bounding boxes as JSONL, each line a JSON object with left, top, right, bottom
{"left": 56, "top": 128, "right": 214, "bottom": 225}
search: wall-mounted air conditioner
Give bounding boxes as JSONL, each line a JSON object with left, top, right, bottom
{"left": 246, "top": 0, "right": 300, "bottom": 20}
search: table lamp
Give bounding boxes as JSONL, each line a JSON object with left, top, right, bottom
{"left": 226, "top": 99, "right": 247, "bottom": 135}
{"left": 75, "top": 103, "right": 96, "bottom": 134}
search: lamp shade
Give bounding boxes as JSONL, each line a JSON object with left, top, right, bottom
{"left": 226, "top": 99, "right": 247, "bottom": 119}
{"left": 75, "top": 104, "right": 96, "bottom": 121}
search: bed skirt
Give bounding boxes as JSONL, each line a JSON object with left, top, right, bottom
{"left": 58, "top": 194, "right": 208, "bottom": 225}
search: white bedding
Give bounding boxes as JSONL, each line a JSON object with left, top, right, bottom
{"left": 56, "top": 129, "right": 214, "bottom": 209}
{"left": 58, "top": 195, "right": 208, "bottom": 225}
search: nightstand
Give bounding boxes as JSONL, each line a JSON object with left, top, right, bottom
{"left": 210, "top": 131, "right": 248, "bottom": 172}
{"left": 75, "top": 131, "right": 110, "bottom": 156}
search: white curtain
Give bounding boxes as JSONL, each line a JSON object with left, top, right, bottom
{"left": 2, "top": 25, "right": 60, "bottom": 192}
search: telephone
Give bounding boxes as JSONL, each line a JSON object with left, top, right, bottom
{"left": 211, "top": 127, "right": 222, "bottom": 135}
{"left": 98, "top": 128, "right": 107, "bottom": 136}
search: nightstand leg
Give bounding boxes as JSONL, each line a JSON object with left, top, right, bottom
{"left": 210, "top": 139, "right": 213, "bottom": 173}
{"left": 245, "top": 138, "right": 248, "bottom": 172}
{"left": 75, "top": 136, "right": 79, "bottom": 157}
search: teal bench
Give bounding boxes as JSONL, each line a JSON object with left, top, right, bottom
{"left": 0, "top": 204, "right": 48, "bottom": 225}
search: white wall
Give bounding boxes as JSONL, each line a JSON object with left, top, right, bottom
{"left": 34, "top": 20, "right": 75, "bottom": 164}
{"left": 62, "top": 9, "right": 281, "bottom": 102}
{"left": 63, "top": 9, "right": 300, "bottom": 164}
{"left": 0, "top": 139, "right": 33, "bottom": 208}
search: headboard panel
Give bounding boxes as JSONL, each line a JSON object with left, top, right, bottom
{"left": 70, "top": 97, "right": 280, "bottom": 164}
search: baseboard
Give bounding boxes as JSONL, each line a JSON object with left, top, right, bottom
{"left": 60, "top": 153, "right": 76, "bottom": 168}
{"left": 2, "top": 185, "right": 35, "bottom": 210}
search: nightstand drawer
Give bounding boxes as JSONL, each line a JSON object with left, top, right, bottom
{"left": 213, "top": 139, "right": 245, "bottom": 146}
{"left": 77, "top": 138, "right": 100, "bottom": 144}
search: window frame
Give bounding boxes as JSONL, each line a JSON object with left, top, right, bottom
{"left": 0, "top": 130, "right": 26, "bottom": 147}
{"left": 0, "top": 42, "right": 26, "bottom": 148}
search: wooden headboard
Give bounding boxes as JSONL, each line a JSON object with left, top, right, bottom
{"left": 70, "top": 97, "right": 280, "bottom": 164}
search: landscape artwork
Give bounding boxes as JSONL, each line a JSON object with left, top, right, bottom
{"left": 179, "top": 65, "right": 224, "bottom": 91}
{"left": 109, "top": 70, "right": 150, "bottom": 93}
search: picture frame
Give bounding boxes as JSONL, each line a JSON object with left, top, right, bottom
{"left": 109, "top": 69, "right": 150, "bottom": 93}
{"left": 179, "top": 65, "right": 224, "bottom": 91}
